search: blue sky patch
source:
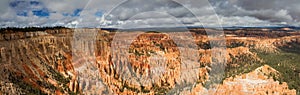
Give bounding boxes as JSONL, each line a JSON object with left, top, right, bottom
{"left": 62, "top": 9, "right": 83, "bottom": 17}
{"left": 16, "top": 11, "right": 28, "bottom": 16}
{"left": 32, "top": 9, "right": 49, "bottom": 17}
{"left": 72, "top": 9, "right": 82, "bottom": 16}
{"left": 95, "top": 11, "right": 103, "bottom": 17}
{"left": 62, "top": 13, "right": 69, "bottom": 16}
{"left": 30, "top": 1, "right": 40, "bottom": 6}
{"left": 9, "top": 1, "right": 26, "bottom": 8}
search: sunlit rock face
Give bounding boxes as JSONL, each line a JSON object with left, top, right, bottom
{"left": 184, "top": 65, "right": 296, "bottom": 95}
{"left": 0, "top": 28, "right": 298, "bottom": 94}
{"left": 0, "top": 29, "right": 75, "bottom": 94}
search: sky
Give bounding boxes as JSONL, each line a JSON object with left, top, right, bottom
{"left": 0, "top": 0, "right": 300, "bottom": 28}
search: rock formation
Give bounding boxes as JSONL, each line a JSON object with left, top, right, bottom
{"left": 0, "top": 28, "right": 299, "bottom": 94}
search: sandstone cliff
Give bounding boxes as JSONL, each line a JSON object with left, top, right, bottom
{"left": 0, "top": 28, "right": 298, "bottom": 94}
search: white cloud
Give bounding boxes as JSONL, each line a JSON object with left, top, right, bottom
{"left": 41, "top": 0, "right": 88, "bottom": 13}
{"left": 1, "top": 0, "right": 300, "bottom": 28}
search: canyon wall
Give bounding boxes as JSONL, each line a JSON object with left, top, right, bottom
{"left": 0, "top": 28, "right": 297, "bottom": 94}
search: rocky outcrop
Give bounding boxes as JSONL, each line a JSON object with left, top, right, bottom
{"left": 0, "top": 29, "right": 75, "bottom": 94}
{"left": 0, "top": 81, "right": 25, "bottom": 94}
{"left": 0, "top": 28, "right": 298, "bottom": 94}
{"left": 180, "top": 65, "right": 296, "bottom": 95}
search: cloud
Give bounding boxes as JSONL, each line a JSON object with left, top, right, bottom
{"left": 0, "top": 0, "right": 98, "bottom": 27}
{"left": 0, "top": 0, "right": 300, "bottom": 28}
{"left": 99, "top": 0, "right": 221, "bottom": 28}
{"left": 213, "top": 0, "right": 300, "bottom": 24}
{"left": 41, "top": 0, "right": 87, "bottom": 14}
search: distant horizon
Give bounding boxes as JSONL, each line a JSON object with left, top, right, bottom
{"left": 1, "top": 23, "right": 299, "bottom": 29}
{"left": 1, "top": 25, "right": 300, "bottom": 30}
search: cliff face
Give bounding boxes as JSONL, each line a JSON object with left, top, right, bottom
{"left": 0, "top": 28, "right": 298, "bottom": 94}
{"left": 182, "top": 65, "right": 296, "bottom": 95}
{"left": 0, "top": 29, "right": 75, "bottom": 94}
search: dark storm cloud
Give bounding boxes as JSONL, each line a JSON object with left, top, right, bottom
{"left": 212, "top": 0, "right": 300, "bottom": 24}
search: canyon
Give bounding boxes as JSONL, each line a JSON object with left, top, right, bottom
{"left": 0, "top": 27, "right": 299, "bottom": 94}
